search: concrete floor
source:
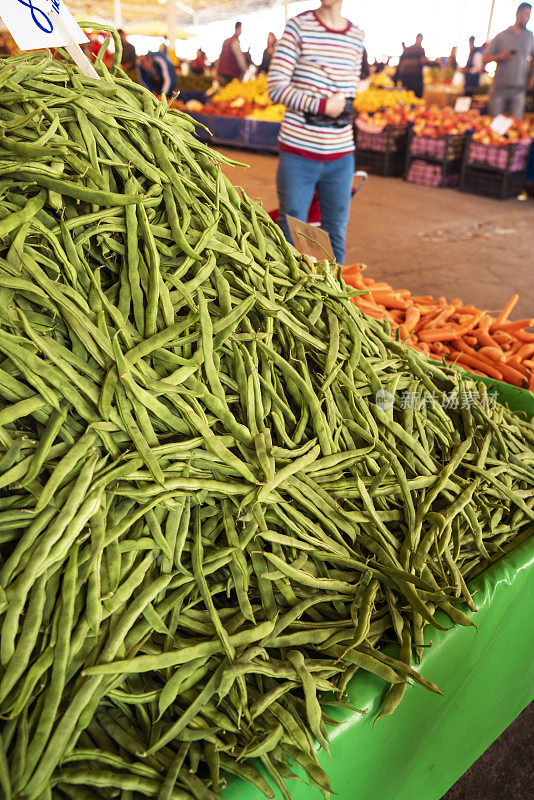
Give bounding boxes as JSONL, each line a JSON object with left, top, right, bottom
{"left": 218, "top": 146, "right": 534, "bottom": 799}
{"left": 218, "top": 148, "right": 534, "bottom": 318}
{"left": 442, "top": 702, "right": 534, "bottom": 800}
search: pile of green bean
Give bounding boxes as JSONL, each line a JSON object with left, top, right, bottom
{"left": 0, "top": 33, "right": 533, "bottom": 800}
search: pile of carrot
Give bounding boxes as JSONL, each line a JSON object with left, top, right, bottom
{"left": 342, "top": 264, "right": 534, "bottom": 391}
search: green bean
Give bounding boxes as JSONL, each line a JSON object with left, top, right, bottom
{"left": 0, "top": 49, "right": 533, "bottom": 800}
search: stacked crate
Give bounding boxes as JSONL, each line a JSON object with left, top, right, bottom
{"left": 459, "top": 133, "right": 532, "bottom": 199}
{"left": 405, "top": 129, "right": 466, "bottom": 188}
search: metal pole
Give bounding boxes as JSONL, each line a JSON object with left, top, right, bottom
{"left": 167, "top": 3, "right": 177, "bottom": 56}
{"left": 114, "top": 0, "right": 122, "bottom": 27}
{"left": 486, "top": 0, "right": 496, "bottom": 41}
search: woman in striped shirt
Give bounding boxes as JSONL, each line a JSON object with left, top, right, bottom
{"left": 268, "top": 0, "right": 364, "bottom": 263}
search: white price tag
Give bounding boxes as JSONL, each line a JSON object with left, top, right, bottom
{"left": 454, "top": 96, "right": 472, "bottom": 113}
{"left": 0, "top": 0, "right": 87, "bottom": 52}
{"left": 490, "top": 114, "right": 514, "bottom": 136}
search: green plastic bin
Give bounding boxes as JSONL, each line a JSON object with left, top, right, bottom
{"left": 223, "top": 377, "right": 534, "bottom": 800}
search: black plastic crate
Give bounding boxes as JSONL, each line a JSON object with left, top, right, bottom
{"left": 354, "top": 123, "right": 408, "bottom": 177}
{"left": 464, "top": 131, "right": 533, "bottom": 173}
{"left": 355, "top": 146, "right": 406, "bottom": 177}
{"left": 406, "top": 129, "right": 466, "bottom": 165}
{"left": 355, "top": 123, "right": 408, "bottom": 153}
{"left": 459, "top": 164, "right": 526, "bottom": 199}
{"left": 405, "top": 156, "right": 462, "bottom": 188}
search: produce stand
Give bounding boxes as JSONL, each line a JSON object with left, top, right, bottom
{"left": 524, "top": 134, "right": 534, "bottom": 183}
{"left": 225, "top": 377, "right": 534, "bottom": 800}
{"left": 189, "top": 113, "right": 280, "bottom": 152}
{"left": 460, "top": 133, "right": 533, "bottom": 200}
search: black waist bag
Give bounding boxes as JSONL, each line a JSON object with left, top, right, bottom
{"left": 304, "top": 97, "right": 355, "bottom": 128}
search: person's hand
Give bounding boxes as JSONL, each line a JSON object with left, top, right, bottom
{"left": 498, "top": 50, "right": 515, "bottom": 62}
{"left": 325, "top": 93, "right": 346, "bottom": 118}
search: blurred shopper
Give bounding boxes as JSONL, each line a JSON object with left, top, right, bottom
{"left": 190, "top": 49, "right": 207, "bottom": 75}
{"left": 447, "top": 46, "right": 458, "bottom": 72}
{"left": 118, "top": 29, "right": 137, "bottom": 77}
{"left": 259, "top": 33, "right": 277, "bottom": 74}
{"left": 138, "top": 51, "right": 178, "bottom": 98}
{"left": 394, "top": 43, "right": 406, "bottom": 84}
{"left": 360, "top": 48, "right": 370, "bottom": 80}
{"left": 217, "top": 22, "right": 247, "bottom": 83}
{"left": 373, "top": 56, "right": 390, "bottom": 74}
{"left": 80, "top": 31, "right": 113, "bottom": 68}
{"left": 268, "top": 0, "right": 364, "bottom": 264}
{"left": 484, "top": 2, "right": 534, "bottom": 119}
{"left": 462, "top": 36, "right": 484, "bottom": 95}
{"left": 397, "top": 34, "right": 426, "bottom": 97}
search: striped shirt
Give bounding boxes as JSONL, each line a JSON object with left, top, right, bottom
{"left": 267, "top": 10, "right": 364, "bottom": 160}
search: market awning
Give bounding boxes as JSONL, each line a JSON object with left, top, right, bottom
{"left": 66, "top": 0, "right": 288, "bottom": 30}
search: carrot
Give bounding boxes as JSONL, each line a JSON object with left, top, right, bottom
{"left": 342, "top": 263, "right": 362, "bottom": 275}
{"left": 456, "top": 313, "right": 477, "bottom": 324}
{"left": 355, "top": 299, "right": 380, "bottom": 311}
{"left": 425, "top": 303, "right": 456, "bottom": 329}
{"left": 459, "top": 305, "right": 479, "bottom": 314}
{"left": 415, "top": 304, "right": 438, "bottom": 316}
{"left": 503, "top": 341, "right": 523, "bottom": 361}
{"left": 473, "top": 328, "right": 497, "bottom": 348}
{"left": 452, "top": 338, "right": 498, "bottom": 366}
{"left": 506, "top": 359, "right": 529, "bottom": 377}
{"left": 464, "top": 335, "right": 478, "bottom": 347}
{"left": 491, "top": 331, "right": 514, "bottom": 345}
{"left": 492, "top": 293, "right": 519, "bottom": 328}
{"left": 368, "top": 282, "right": 394, "bottom": 290}
{"left": 449, "top": 351, "right": 503, "bottom": 380}
{"left": 411, "top": 295, "right": 434, "bottom": 303}
{"left": 358, "top": 305, "right": 397, "bottom": 324}
{"left": 495, "top": 362, "right": 527, "bottom": 387}
{"left": 368, "top": 291, "right": 409, "bottom": 310}
{"left": 478, "top": 346, "right": 505, "bottom": 362}
{"left": 417, "top": 311, "right": 485, "bottom": 343}
{"left": 431, "top": 342, "right": 450, "bottom": 355}
{"left": 400, "top": 306, "right": 421, "bottom": 336}
{"left": 516, "top": 331, "right": 534, "bottom": 343}
{"left": 495, "top": 319, "right": 534, "bottom": 334}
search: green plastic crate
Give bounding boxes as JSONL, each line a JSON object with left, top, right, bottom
{"left": 223, "top": 377, "right": 534, "bottom": 800}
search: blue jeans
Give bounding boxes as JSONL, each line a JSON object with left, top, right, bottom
{"left": 276, "top": 151, "right": 354, "bottom": 264}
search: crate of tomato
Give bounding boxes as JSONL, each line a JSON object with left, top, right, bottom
{"left": 405, "top": 107, "right": 479, "bottom": 187}
{"left": 354, "top": 107, "right": 412, "bottom": 177}
{"left": 460, "top": 117, "right": 534, "bottom": 199}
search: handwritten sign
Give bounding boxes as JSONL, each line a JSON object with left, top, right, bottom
{"left": 490, "top": 114, "right": 514, "bottom": 136}
{"left": 0, "top": 0, "right": 87, "bottom": 51}
{"left": 454, "top": 96, "right": 472, "bottom": 113}
{"left": 286, "top": 216, "right": 335, "bottom": 262}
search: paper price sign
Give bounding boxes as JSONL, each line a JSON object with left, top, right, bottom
{"left": 490, "top": 114, "right": 514, "bottom": 136}
{"left": 0, "top": 0, "right": 87, "bottom": 51}
{"left": 454, "top": 96, "right": 472, "bottom": 113}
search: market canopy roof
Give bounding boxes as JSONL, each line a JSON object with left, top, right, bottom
{"left": 66, "top": 0, "right": 286, "bottom": 30}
